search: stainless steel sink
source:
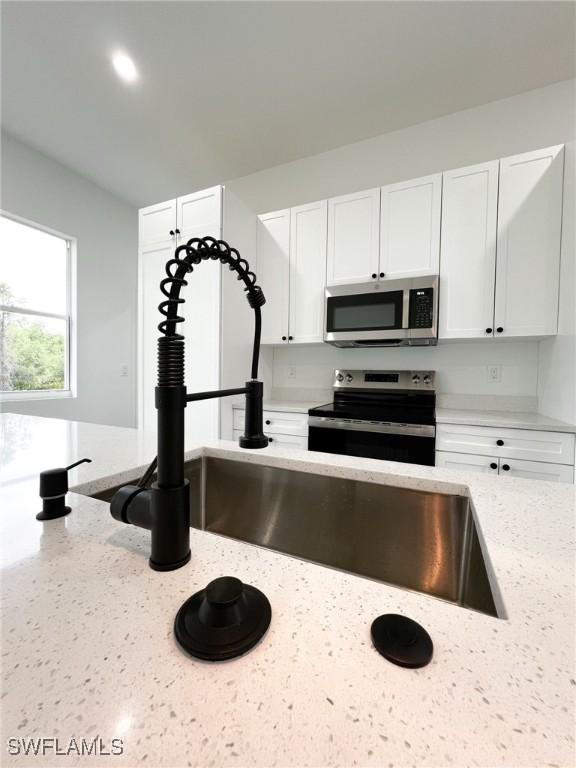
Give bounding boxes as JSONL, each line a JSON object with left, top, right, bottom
{"left": 89, "top": 457, "right": 503, "bottom": 618}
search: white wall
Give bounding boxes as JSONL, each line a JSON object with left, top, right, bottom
{"left": 273, "top": 340, "right": 539, "bottom": 401}
{"left": 538, "top": 140, "right": 576, "bottom": 424}
{"left": 1, "top": 132, "right": 138, "bottom": 427}
{"left": 225, "top": 80, "right": 575, "bottom": 419}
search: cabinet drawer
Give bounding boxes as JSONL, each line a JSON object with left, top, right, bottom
{"left": 232, "top": 408, "right": 309, "bottom": 437}
{"left": 500, "top": 459, "right": 573, "bottom": 484}
{"left": 436, "top": 424, "right": 575, "bottom": 465}
{"left": 233, "top": 430, "right": 308, "bottom": 451}
{"left": 435, "top": 451, "right": 498, "bottom": 475}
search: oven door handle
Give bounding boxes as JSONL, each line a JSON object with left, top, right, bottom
{"left": 308, "top": 416, "right": 435, "bottom": 438}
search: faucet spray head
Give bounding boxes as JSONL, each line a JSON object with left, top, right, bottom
{"left": 240, "top": 380, "right": 268, "bottom": 449}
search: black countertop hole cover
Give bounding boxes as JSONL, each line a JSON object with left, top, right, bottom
{"left": 371, "top": 614, "right": 433, "bottom": 668}
{"left": 174, "top": 576, "right": 271, "bottom": 661}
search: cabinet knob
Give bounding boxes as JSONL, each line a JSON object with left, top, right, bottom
{"left": 490, "top": 462, "right": 498, "bottom": 470}
{"left": 268, "top": 437, "right": 273, "bottom": 443}
{"left": 496, "top": 439, "right": 504, "bottom": 447}
{"left": 496, "top": 327, "right": 504, "bottom": 333}
{"left": 281, "top": 336, "right": 287, "bottom": 341}
{"left": 288, "top": 335, "right": 293, "bottom": 341}
{"left": 175, "top": 228, "right": 180, "bottom": 235}
{"left": 502, "top": 463, "right": 510, "bottom": 471}
{"left": 169, "top": 230, "right": 175, "bottom": 236}
{"left": 371, "top": 273, "right": 377, "bottom": 279}
{"left": 485, "top": 327, "right": 493, "bottom": 334}
{"left": 265, "top": 420, "right": 271, "bottom": 426}
{"left": 379, "top": 272, "right": 385, "bottom": 278}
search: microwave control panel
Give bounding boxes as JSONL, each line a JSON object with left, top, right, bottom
{"left": 409, "top": 288, "right": 434, "bottom": 328}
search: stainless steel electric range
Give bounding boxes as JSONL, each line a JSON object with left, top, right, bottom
{"left": 308, "top": 369, "right": 436, "bottom": 466}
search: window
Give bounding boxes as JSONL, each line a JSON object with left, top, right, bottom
{"left": 0, "top": 214, "right": 75, "bottom": 398}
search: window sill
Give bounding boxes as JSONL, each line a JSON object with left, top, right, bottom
{"left": 0, "top": 390, "right": 76, "bottom": 403}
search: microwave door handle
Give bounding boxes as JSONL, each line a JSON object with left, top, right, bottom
{"left": 402, "top": 289, "right": 410, "bottom": 329}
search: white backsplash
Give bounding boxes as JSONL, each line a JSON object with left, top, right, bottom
{"left": 270, "top": 340, "right": 540, "bottom": 410}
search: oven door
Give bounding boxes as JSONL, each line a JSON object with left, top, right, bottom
{"left": 308, "top": 417, "right": 436, "bottom": 466}
{"left": 324, "top": 282, "right": 409, "bottom": 344}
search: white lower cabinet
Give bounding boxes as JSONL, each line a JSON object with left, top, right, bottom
{"left": 436, "top": 424, "right": 575, "bottom": 483}
{"left": 232, "top": 406, "right": 308, "bottom": 451}
{"left": 502, "top": 459, "right": 573, "bottom": 483}
{"left": 435, "top": 451, "right": 499, "bottom": 475}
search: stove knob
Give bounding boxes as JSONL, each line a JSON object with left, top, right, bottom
{"left": 336, "top": 373, "right": 344, "bottom": 382}
{"left": 345, "top": 374, "right": 354, "bottom": 383}
{"left": 423, "top": 375, "right": 431, "bottom": 385}
{"left": 411, "top": 375, "right": 421, "bottom": 384}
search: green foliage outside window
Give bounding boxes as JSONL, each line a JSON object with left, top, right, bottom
{"left": 0, "top": 283, "right": 65, "bottom": 392}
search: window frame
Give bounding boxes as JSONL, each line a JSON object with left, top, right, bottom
{"left": 0, "top": 211, "right": 77, "bottom": 401}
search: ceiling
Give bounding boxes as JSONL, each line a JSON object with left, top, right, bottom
{"left": 2, "top": 1, "right": 574, "bottom": 207}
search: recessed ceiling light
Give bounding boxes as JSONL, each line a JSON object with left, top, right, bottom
{"left": 112, "top": 51, "right": 138, "bottom": 83}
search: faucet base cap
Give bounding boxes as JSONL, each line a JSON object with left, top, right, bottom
{"left": 149, "top": 549, "right": 191, "bottom": 572}
{"left": 239, "top": 435, "right": 269, "bottom": 449}
{"left": 371, "top": 614, "right": 433, "bottom": 668}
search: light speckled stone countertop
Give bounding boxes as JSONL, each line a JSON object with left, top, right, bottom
{"left": 233, "top": 400, "right": 576, "bottom": 433}
{"left": 1, "top": 413, "right": 575, "bottom": 768}
{"left": 436, "top": 408, "right": 576, "bottom": 434}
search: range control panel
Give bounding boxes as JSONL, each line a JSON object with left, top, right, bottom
{"left": 334, "top": 370, "right": 435, "bottom": 390}
{"left": 409, "top": 288, "right": 434, "bottom": 329}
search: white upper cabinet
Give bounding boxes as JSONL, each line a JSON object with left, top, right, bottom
{"left": 326, "top": 188, "right": 380, "bottom": 285}
{"left": 494, "top": 145, "right": 564, "bottom": 337}
{"left": 380, "top": 173, "right": 442, "bottom": 279}
{"left": 256, "top": 210, "right": 291, "bottom": 344}
{"left": 176, "top": 186, "right": 222, "bottom": 241}
{"left": 257, "top": 203, "right": 328, "bottom": 345}
{"left": 139, "top": 199, "right": 177, "bottom": 246}
{"left": 289, "top": 200, "right": 328, "bottom": 343}
{"left": 138, "top": 186, "right": 223, "bottom": 445}
{"left": 439, "top": 161, "right": 499, "bottom": 339}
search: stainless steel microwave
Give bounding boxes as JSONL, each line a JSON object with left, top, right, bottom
{"left": 324, "top": 276, "right": 439, "bottom": 347}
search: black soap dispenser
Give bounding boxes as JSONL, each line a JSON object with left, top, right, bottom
{"left": 37, "top": 458, "right": 92, "bottom": 521}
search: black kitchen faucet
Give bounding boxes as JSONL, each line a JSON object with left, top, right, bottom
{"left": 110, "top": 236, "right": 268, "bottom": 571}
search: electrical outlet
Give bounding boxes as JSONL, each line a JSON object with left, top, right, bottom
{"left": 487, "top": 365, "right": 501, "bottom": 384}
{"left": 287, "top": 366, "right": 297, "bottom": 380}
{"left": 120, "top": 365, "right": 129, "bottom": 377}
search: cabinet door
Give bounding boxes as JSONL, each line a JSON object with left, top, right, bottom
{"left": 256, "top": 210, "right": 290, "bottom": 344}
{"left": 439, "top": 162, "right": 499, "bottom": 339}
{"left": 499, "top": 458, "right": 573, "bottom": 483}
{"left": 289, "top": 200, "right": 327, "bottom": 343}
{"left": 139, "top": 199, "right": 177, "bottom": 246}
{"left": 435, "top": 451, "right": 499, "bottom": 475}
{"left": 265, "top": 433, "right": 308, "bottom": 451}
{"left": 326, "top": 188, "right": 380, "bottom": 285}
{"left": 176, "top": 186, "right": 222, "bottom": 242}
{"left": 138, "top": 242, "right": 177, "bottom": 434}
{"left": 380, "top": 174, "right": 441, "bottom": 279}
{"left": 494, "top": 145, "right": 563, "bottom": 337}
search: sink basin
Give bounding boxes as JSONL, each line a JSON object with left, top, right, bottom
{"left": 88, "top": 457, "right": 503, "bottom": 618}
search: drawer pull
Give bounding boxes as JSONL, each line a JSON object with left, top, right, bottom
{"left": 502, "top": 463, "right": 510, "bottom": 471}
{"left": 496, "top": 439, "right": 504, "bottom": 446}
{"left": 265, "top": 420, "right": 271, "bottom": 425}
{"left": 490, "top": 462, "right": 497, "bottom": 470}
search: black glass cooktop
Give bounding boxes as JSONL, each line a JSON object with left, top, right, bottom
{"left": 309, "top": 390, "right": 436, "bottom": 426}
